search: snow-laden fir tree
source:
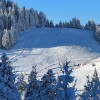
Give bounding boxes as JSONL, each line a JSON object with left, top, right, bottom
{"left": 34, "top": 10, "right": 40, "bottom": 27}
{"left": 69, "top": 17, "right": 82, "bottom": 29}
{"left": 0, "top": 18, "right": 3, "bottom": 48}
{"left": 59, "top": 21, "right": 63, "bottom": 28}
{"left": 2, "top": 29, "right": 11, "bottom": 49}
{"left": 9, "top": 26, "right": 16, "bottom": 47}
{"left": 57, "top": 61, "right": 75, "bottom": 100}
{"left": 49, "top": 20, "right": 54, "bottom": 27}
{"left": 45, "top": 19, "right": 50, "bottom": 27}
{"left": 95, "top": 26, "right": 100, "bottom": 41}
{"left": 0, "top": 18, "right": 4, "bottom": 32}
{"left": 25, "top": 65, "right": 40, "bottom": 100}
{"left": 2, "top": 26, "right": 17, "bottom": 49}
{"left": 38, "top": 11, "right": 46, "bottom": 26}
{"left": 79, "top": 68, "right": 100, "bottom": 100}
{"left": 65, "top": 22, "right": 70, "bottom": 28}
{"left": 17, "top": 73, "right": 26, "bottom": 94}
{"left": 24, "top": 9, "right": 30, "bottom": 29}
{"left": 29, "top": 8, "right": 36, "bottom": 26}
{"left": 3, "top": 10, "right": 8, "bottom": 29}
{"left": 40, "top": 69, "right": 57, "bottom": 100}
{"left": 85, "top": 20, "right": 96, "bottom": 31}
{"left": 0, "top": 53, "right": 21, "bottom": 100}
{"left": 55, "top": 24, "right": 59, "bottom": 28}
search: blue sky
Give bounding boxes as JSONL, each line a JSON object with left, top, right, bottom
{"left": 13, "top": 0, "right": 100, "bottom": 25}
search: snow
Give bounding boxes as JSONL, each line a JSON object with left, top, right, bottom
{"left": 0, "top": 27, "right": 100, "bottom": 91}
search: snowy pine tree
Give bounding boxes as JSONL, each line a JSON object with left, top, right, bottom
{"left": 3, "top": 10, "right": 8, "bottom": 29}
{"left": 0, "top": 18, "right": 4, "bottom": 32}
{"left": 69, "top": 18, "right": 82, "bottom": 29}
{"left": 55, "top": 24, "right": 59, "bottom": 28}
{"left": 34, "top": 10, "right": 40, "bottom": 27}
{"left": 45, "top": 19, "right": 50, "bottom": 27}
{"left": 95, "top": 26, "right": 100, "bottom": 41}
{"left": 17, "top": 73, "right": 26, "bottom": 94}
{"left": 38, "top": 11, "right": 46, "bottom": 26}
{"left": 25, "top": 65, "right": 40, "bottom": 100}
{"left": 40, "top": 69, "right": 57, "bottom": 100}
{"left": 59, "top": 21, "right": 63, "bottom": 28}
{"left": 80, "top": 68, "right": 100, "bottom": 100}
{"left": 29, "top": 8, "right": 36, "bottom": 26}
{"left": 85, "top": 20, "right": 96, "bottom": 31}
{"left": 0, "top": 53, "right": 21, "bottom": 100}
{"left": 9, "top": 26, "right": 16, "bottom": 47}
{"left": 49, "top": 20, "right": 54, "bottom": 27}
{"left": 2, "top": 29, "right": 11, "bottom": 49}
{"left": 24, "top": 9, "right": 30, "bottom": 29}
{"left": 57, "top": 61, "right": 75, "bottom": 100}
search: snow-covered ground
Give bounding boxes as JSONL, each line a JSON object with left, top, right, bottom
{"left": 0, "top": 27, "right": 100, "bottom": 90}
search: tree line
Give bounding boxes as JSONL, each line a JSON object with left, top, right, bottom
{"left": 0, "top": 0, "right": 100, "bottom": 49}
{"left": 0, "top": 0, "right": 47, "bottom": 49}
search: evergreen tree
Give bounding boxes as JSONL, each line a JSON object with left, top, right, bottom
{"left": 0, "top": 18, "right": 4, "bottom": 32}
{"left": 34, "top": 10, "right": 39, "bottom": 27}
{"left": 2, "top": 29, "right": 11, "bottom": 49}
{"left": 25, "top": 65, "right": 40, "bottom": 100}
{"left": 59, "top": 21, "right": 63, "bottom": 28}
{"left": 49, "top": 20, "right": 54, "bottom": 27}
{"left": 45, "top": 19, "right": 50, "bottom": 27}
{"left": 69, "top": 17, "right": 82, "bottom": 29}
{"left": 38, "top": 11, "right": 46, "bottom": 26}
{"left": 29, "top": 8, "right": 36, "bottom": 26}
{"left": 64, "top": 22, "right": 70, "bottom": 28}
{"left": 85, "top": 20, "right": 96, "bottom": 31}
{"left": 0, "top": 19, "right": 3, "bottom": 48}
{"left": 95, "top": 26, "right": 100, "bottom": 41}
{"left": 80, "top": 68, "right": 100, "bottom": 100}
{"left": 9, "top": 26, "right": 16, "bottom": 47}
{"left": 8, "top": 13, "right": 12, "bottom": 30}
{"left": 57, "top": 61, "right": 75, "bottom": 100}
{"left": 24, "top": 9, "right": 30, "bottom": 29}
{"left": 7, "top": 0, "right": 13, "bottom": 8}
{"left": 40, "top": 69, "right": 57, "bottom": 100}
{"left": 11, "top": 15, "right": 15, "bottom": 28}
{"left": 0, "top": 53, "right": 21, "bottom": 100}
{"left": 3, "top": 10, "right": 8, "bottom": 29}
{"left": 55, "top": 24, "right": 59, "bottom": 28}
{"left": 17, "top": 73, "right": 26, "bottom": 94}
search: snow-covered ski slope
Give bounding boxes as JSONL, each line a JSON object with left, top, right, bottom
{"left": 1, "top": 27, "right": 100, "bottom": 90}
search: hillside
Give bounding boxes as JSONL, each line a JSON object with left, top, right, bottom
{"left": 0, "top": 27, "right": 100, "bottom": 90}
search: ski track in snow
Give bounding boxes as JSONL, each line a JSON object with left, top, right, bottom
{"left": 0, "top": 27, "right": 100, "bottom": 90}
